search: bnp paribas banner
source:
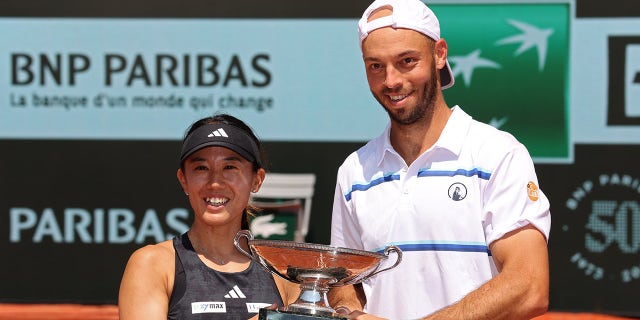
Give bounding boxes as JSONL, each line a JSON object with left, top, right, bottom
{"left": 438, "top": 3, "right": 570, "bottom": 162}
{"left": 0, "top": 2, "right": 569, "bottom": 162}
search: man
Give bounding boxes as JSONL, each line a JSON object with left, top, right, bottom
{"left": 330, "top": 0, "right": 551, "bottom": 319}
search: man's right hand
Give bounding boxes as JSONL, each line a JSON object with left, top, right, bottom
{"left": 347, "top": 310, "right": 387, "bottom": 320}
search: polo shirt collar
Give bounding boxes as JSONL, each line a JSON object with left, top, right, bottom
{"left": 376, "top": 105, "right": 472, "bottom": 166}
{"left": 434, "top": 105, "right": 472, "bottom": 157}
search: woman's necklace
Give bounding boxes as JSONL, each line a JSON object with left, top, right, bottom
{"left": 191, "top": 237, "right": 228, "bottom": 265}
{"left": 202, "top": 250, "right": 226, "bottom": 265}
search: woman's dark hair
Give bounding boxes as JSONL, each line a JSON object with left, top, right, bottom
{"left": 181, "top": 113, "right": 267, "bottom": 230}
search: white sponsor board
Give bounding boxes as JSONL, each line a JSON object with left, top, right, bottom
{"left": 0, "top": 18, "right": 385, "bottom": 142}
{"left": 571, "top": 18, "right": 640, "bottom": 143}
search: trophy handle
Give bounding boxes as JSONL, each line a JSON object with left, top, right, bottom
{"left": 233, "top": 229, "right": 255, "bottom": 260}
{"left": 234, "top": 230, "right": 283, "bottom": 279}
{"left": 364, "top": 245, "right": 403, "bottom": 279}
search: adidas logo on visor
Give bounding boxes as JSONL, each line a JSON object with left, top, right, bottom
{"left": 208, "top": 128, "right": 228, "bottom": 138}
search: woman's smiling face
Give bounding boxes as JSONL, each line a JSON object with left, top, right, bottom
{"left": 178, "top": 146, "right": 262, "bottom": 227}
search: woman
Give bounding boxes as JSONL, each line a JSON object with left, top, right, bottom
{"left": 118, "top": 114, "right": 303, "bottom": 320}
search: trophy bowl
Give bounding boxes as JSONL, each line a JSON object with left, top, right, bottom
{"left": 234, "top": 230, "right": 402, "bottom": 319}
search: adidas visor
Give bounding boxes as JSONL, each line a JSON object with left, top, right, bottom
{"left": 179, "top": 123, "right": 262, "bottom": 167}
{"left": 358, "top": 0, "right": 455, "bottom": 89}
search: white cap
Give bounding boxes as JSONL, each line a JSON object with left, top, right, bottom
{"left": 358, "top": 0, "right": 455, "bottom": 89}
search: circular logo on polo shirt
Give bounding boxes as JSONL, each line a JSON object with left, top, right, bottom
{"left": 448, "top": 182, "right": 467, "bottom": 201}
{"left": 527, "top": 181, "right": 539, "bottom": 201}
{"left": 563, "top": 173, "right": 640, "bottom": 284}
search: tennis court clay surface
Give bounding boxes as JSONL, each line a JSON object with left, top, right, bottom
{"left": 0, "top": 304, "right": 636, "bottom": 320}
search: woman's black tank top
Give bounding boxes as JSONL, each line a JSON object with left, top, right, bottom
{"left": 168, "top": 232, "right": 283, "bottom": 319}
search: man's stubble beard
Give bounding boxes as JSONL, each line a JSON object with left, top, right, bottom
{"left": 373, "top": 64, "right": 439, "bottom": 126}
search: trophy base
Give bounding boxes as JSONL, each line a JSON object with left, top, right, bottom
{"left": 259, "top": 308, "right": 347, "bottom": 319}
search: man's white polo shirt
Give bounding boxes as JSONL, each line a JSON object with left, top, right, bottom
{"left": 331, "top": 106, "right": 551, "bottom": 319}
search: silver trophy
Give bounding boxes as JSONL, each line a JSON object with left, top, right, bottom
{"left": 234, "top": 230, "right": 402, "bottom": 319}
